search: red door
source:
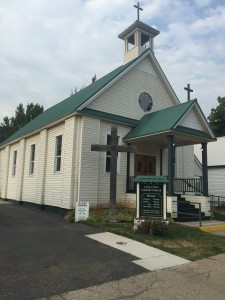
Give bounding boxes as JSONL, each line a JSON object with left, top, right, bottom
{"left": 134, "top": 154, "right": 156, "bottom": 176}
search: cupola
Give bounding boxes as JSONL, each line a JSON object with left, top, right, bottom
{"left": 118, "top": 2, "right": 160, "bottom": 64}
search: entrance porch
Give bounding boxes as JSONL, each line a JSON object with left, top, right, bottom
{"left": 122, "top": 100, "right": 216, "bottom": 220}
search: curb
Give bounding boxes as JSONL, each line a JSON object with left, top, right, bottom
{"left": 200, "top": 224, "right": 225, "bottom": 232}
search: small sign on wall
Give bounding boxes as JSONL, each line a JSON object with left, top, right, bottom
{"left": 75, "top": 202, "right": 89, "bottom": 222}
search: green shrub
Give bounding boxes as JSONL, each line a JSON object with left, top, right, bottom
{"left": 151, "top": 219, "right": 169, "bottom": 235}
{"left": 136, "top": 219, "right": 169, "bottom": 235}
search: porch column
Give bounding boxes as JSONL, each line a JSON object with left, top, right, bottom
{"left": 160, "top": 148, "right": 163, "bottom": 176}
{"left": 202, "top": 142, "right": 208, "bottom": 196}
{"left": 126, "top": 150, "right": 130, "bottom": 192}
{"left": 167, "top": 135, "right": 174, "bottom": 196}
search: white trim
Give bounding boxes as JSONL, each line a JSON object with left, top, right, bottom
{"left": 29, "top": 144, "right": 35, "bottom": 175}
{"left": 54, "top": 135, "right": 62, "bottom": 172}
{"left": 175, "top": 102, "right": 215, "bottom": 138}
{"left": 12, "top": 150, "right": 17, "bottom": 176}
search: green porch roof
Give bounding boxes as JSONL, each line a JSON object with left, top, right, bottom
{"left": 124, "top": 100, "right": 196, "bottom": 141}
{"left": 0, "top": 51, "right": 147, "bottom": 147}
{"left": 134, "top": 176, "right": 168, "bottom": 183}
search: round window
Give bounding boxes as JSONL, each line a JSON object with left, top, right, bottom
{"left": 138, "top": 92, "right": 153, "bottom": 112}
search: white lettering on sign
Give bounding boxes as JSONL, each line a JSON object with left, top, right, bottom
{"left": 75, "top": 202, "right": 89, "bottom": 222}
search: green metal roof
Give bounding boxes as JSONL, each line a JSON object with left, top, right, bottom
{"left": 124, "top": 100, "right": 196, "bottom": 141}
{"left": 79, "top": 108, "right": 139, "bottom": 126}
{"left": 134, "top": 175, "right": 168, "bottom": 183}
{"left": 0, "top": 52, "right": 148, "bottom": 147}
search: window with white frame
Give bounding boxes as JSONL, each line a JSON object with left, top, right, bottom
{"left": 12, "top": 150, "right": 17, "bottom": 176}
{"left": 55, "top": 135, "right": 62, "bottom": 172}
{"left": 29, "top": 144, "right": 35, "bottom": 174}
{"left": 105, "top": 134, "right": 119, "bottom": 173}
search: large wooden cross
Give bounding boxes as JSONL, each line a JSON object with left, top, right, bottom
{"left": 184, "top": 83, "right": 193, "bottom": 102}
{"left": 134, "top": 2, "right": 143, "bottom": 21}
{"left": 91, "top": 126, "right": 136, "bottom": 222}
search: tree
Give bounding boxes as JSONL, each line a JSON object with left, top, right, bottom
{"left": 0, "top": 102, "right": 44, "bottom": 143}
{"left": 208, "top": 96, "right": 225, "bottom": 137}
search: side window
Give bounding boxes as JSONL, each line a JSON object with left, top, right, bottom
{"left": 12, "top": 150, "right": 17, "bottom": 176}
{"left": 29, "top": 144, "right": 35, "bottom": 175}
{"left": 55, "top": 135, "right": 62, "bottom": 172}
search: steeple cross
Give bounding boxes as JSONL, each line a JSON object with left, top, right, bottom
{"left": 184, "top": 83, "right": 193, "bottom": 102}
{"left": 134, "top": 2, "right": 143, "bottom": 21}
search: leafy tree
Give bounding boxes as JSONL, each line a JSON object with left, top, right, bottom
{"left": 208, "top": 96, "right": 225, "bottom": 137}
{"left": 0, "top": 102, "right": 44, "bottom": 143}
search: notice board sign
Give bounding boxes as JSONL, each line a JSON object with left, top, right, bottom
{"left": 139, "top": 182, "right": 163, "bottom": 218}
{"left": 75, "top": 202, "right": 89, "bottom": 222}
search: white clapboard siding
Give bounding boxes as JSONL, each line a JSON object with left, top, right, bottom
{"left": 176, "top": 147, "right": 184, "bottom": 178}
{"left": 161, "top": 145, "right": 195, "bottom": 178}
{"left": 78, "top": 116, "right": 100, "bottom": 206}
{"left": 162, "top": 148, "right": 168, "bottom": 176}
{"left": 43, "top": 123, "right": 65, "bottom": 208}
{"left": 22, "top": 134, "right": 40, "bottom": 204}
{"left": 0, "top": 146, "right": 10, "bottom": 198}
{"left": 208, "top": 168, "right": 225, "bottom": 197}
{"left": 180, "top": 107, "right": 207, "bottom": 131}
{"left": 61, "top": 117, "right": 76, "bottom": 209}
{"left": 87, "top": 57, "right": 177, "bottom": 120}
{"left": 73, "top": 116, "right": 83, "bottom": 205}
{"left": 36, "top": 129, "right": 48, "bottom": 205}
{"left": 182, "top": 145, "right": 195, "bottom": 178}
{"left": 6, "top": 142, "right": 20, "bottom": 200}
{"left": 16, "top": 139, "right": 26, "bottom": 201}
{"left": 194, "top": 156, "right": 202, "bottom": 177}
{"left": 91, "top": 120, "right": 132, "bottom": 205}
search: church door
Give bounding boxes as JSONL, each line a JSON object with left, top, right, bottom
{"left": 134, "top": 154, "right": 156, "bottom": 176}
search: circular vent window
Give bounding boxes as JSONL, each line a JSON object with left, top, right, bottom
{"left": 138, "top": 92, "right": 153, "bottom": 112}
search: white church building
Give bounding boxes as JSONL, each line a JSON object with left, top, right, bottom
{"left": 0, "top": 12, "right": 216, "bottom": 218}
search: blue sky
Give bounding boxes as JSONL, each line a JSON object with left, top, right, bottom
{"left": 0, "top": 0, "right": 225, "bottom": 123}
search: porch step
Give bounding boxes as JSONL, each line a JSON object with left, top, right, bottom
{"left": 176, "top": 196, "right": 206, "bottom": 222}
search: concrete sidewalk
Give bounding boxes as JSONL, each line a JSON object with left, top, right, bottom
{"left": 87, "top": 232, "right": 189, "bottom": 271}
{"left": 38, "top": 253, "right": 225, "bottom": 300}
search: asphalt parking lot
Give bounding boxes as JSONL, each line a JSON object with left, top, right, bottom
{"left": 0, "top": 201, "right": 146, "bottom": 300}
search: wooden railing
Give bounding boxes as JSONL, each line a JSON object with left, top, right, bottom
{"left": 127, "top": 176, "right": 203, "bottom": 195}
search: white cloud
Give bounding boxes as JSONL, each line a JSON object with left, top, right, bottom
{"left": 0, "top": 0, "right": 224, "bottom": 123}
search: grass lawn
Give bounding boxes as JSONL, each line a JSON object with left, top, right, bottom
{"left": 80, "top": 208, "right": 225, "bottom": 261}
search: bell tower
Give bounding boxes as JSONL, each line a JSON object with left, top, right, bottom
{"left": 118, "top": 2, "right": 160, "bottom": 64}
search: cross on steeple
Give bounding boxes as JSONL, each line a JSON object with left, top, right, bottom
{"left": 184, "top": 83, "right": 193, "bottom": 102}
{"left": 134, "top": 2, "right": 143, "bottom": 21}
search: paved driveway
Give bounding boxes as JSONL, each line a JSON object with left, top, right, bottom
{"left": 0, "top": 202, "right": 146, "bottom": 300}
